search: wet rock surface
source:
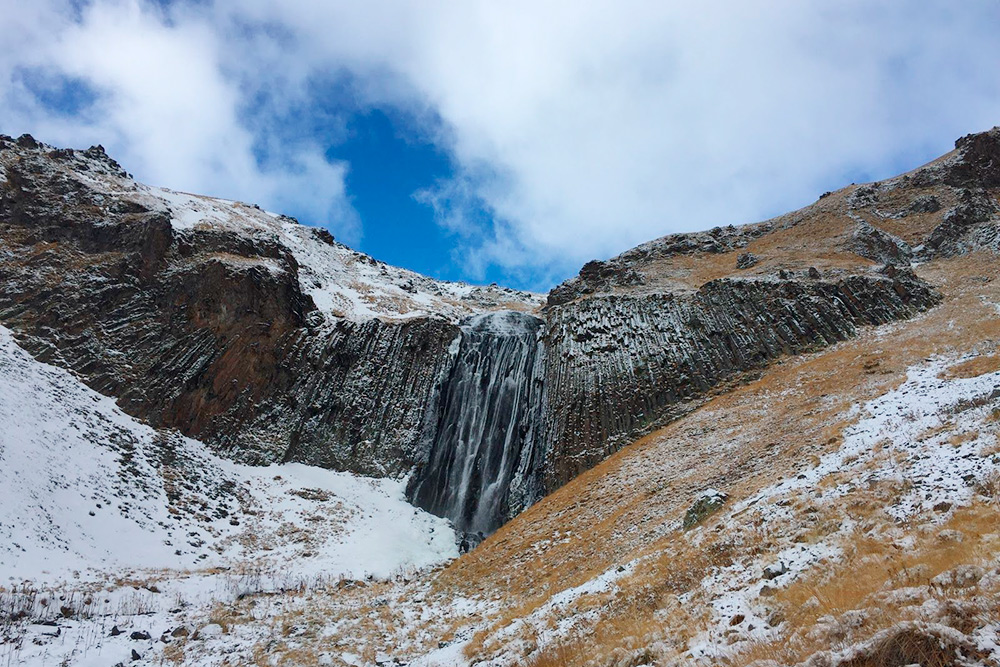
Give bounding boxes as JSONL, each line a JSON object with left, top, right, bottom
{"left": 407, "top": 311, "right": 545, "bottom": 533}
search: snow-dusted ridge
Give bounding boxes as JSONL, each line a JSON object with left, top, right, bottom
{"left": 11, "top": 141, "right": 543, "bottom": 323}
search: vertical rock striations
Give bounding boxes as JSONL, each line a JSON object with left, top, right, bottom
{"left": 538, "top": 273, "right": 939, "bottom": 491}
{"left": 0, "top": 135, "right": 464, "bottom": 473}
{"left": 5, "top": 127, "right": 1000, "bottom": 535}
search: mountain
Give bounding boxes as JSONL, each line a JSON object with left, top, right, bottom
{"left": 1, "top": 127, "right": 999, "bottom": 667}
{"left": 0, "top": 131, "right": 945, "bottom": 535}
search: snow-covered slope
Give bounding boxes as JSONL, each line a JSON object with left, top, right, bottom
{"left": 0, "top": 322, "right": 460, "bottom": 665}
{"left": 0, "top": 323, "right": 456, "bottom": 582}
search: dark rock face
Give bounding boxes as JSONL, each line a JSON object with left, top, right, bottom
{"left": 547, "top": 258, "right": 645, "bottom": 307}
{"left": 849, "top": 220, "right": 913, "bottom": 264}
{"left": 897, "top": 128, "right": 1000, "bottom": 259}
{"left": 0, "top": 137, "right": 457, "bottom": 473}
{"left": 267, "top": 317, "right": 460, "bottom": 474}
{"left": 735, "top": 252, "right": 759, "bottom": 269}
{"left": 921, "top": 189, "right": 999, "bottom": 258}
{"left": 4, "top": 127, "right": 1000, "bottom": 535}
{"left": 408, "top": 269, "right": 938, "bottom": 532}
{"left": 908, "top": 194, "right": 941, "bottom": 214}
{"left": 538, "top": 273, "right": 939, "bottom": 490}
{"left": 947, "top": 127, "right": 1000, "bottom": 189}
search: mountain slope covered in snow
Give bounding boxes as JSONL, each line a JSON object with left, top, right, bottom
{"left": 0, "top": 323, "right": 456, "bottom": 665}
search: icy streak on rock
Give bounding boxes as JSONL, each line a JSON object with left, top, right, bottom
{"left": 407, "top": 311, "right": 545, "bottom": 535}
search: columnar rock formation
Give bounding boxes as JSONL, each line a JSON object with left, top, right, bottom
{"left": 538, "top": 273, "right": 938, "bottom": 490}
{"left": 2, "top": 127, "right": 998, "bottom": 535}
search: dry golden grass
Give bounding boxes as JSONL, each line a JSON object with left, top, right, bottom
{"left": 596, "top": 168, "right": 975, "bottom": 295}
{"left": 734, "top": 500, "right": 1000, "bottom": 667}
{"left": 228, "top": 248, "right": 1000, "bottom": 667}
{"left": 440, "top": 253, "right": 1000, "bottom": 665}
{"left": 940, "top": 353, "right": 1000, "bottom": 380}
{"left": 624, "top": 189, "right": 875, "bottom": 292}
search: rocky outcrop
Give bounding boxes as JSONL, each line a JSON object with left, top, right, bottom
{"left": 921, "top": 188, "right": 999, "bottom": 258}
{"left": 547, "top": 223, "right": 774, "bottom": 306}
{"left": 909, "top": 127, "right": 1000, "bottom": 258}
{"left": 0, "top": 135, "right": 461, "bottom": 473}
{"left": 848, "top": 219, "right": 913, "bottom": 264}
{"left": 946, "top": 127, "right": 1000, "bottom": 189}
{"left": 538, "top": 272, "right": 939, "bottom": 490}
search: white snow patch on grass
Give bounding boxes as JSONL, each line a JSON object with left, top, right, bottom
{"left": 685, "top": 353, "right": 1000, "bottom": 659}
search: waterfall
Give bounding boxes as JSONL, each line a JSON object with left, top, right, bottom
{"left": 407, "top": 310, "right": 545, "bottom": 537}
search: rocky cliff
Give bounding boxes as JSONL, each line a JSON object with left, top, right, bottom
{"left": 407, "top": 310, "right": 546, "bottom": 538}
{"left": 2, "top": 127, "right": 998, "bottom": 535}
{"left": 0, "top": 134, "right": 537, "bottom": 478}
{"left": 538, "top": 272, "right": 938, "bottom": 491}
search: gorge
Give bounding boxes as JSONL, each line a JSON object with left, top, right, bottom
{"left": 3, "top": 128, "right": 998, "bottom": 536}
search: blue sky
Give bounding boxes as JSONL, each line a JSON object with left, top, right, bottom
{"left": 2, "top": 1, "right": 999, "bottom": 291}
{"left": 333, "top": 111, "right": 454, "bottom": 277}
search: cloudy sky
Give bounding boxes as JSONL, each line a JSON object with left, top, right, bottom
{"left": 2, "top": 1, "right": 999, "bottom": 289}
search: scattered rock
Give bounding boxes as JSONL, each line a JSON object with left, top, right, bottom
{"left": 729, "top": 614, "right": 745, "bottom": 626}
{"left": 110, "top": 625, "right": 123, "bottom": 636}
{"left": 130, "top": 630, "right": 151, "bottom": 641}
{"left": 682, "top": 489, "right": 728, "bottom": 529}
{"left": 849, "top": 220, "right": 912, "bottom": 264}
{"left": 909, "top": 194, "right": 941, "bottom": 214}
{"left": 131, "top": 649, "right": 142, "bottom": 661}
{"left": 762, "top": 561, "right": 789, "bottom": 580}
{"left": 736, "top": 252, "right": 759, "bottom": 269}
{"left": 312, "top": 227, "right": 336, "bottom": 245}
{"left": 16, "top": 134, "right": 39, "bottom": 149}
{"left": 808, "top": 266, "right": 821, "bottom": 279}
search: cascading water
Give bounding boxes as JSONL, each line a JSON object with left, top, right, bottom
{"left": 407, "top": 310, "right": 545, "bottom": 539}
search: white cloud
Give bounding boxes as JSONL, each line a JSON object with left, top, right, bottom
{"left": 2, "top": 0, "right": 999, "bottom": 285}
{"left": 0, "top": 0, "right": 360, "bottom": 243}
